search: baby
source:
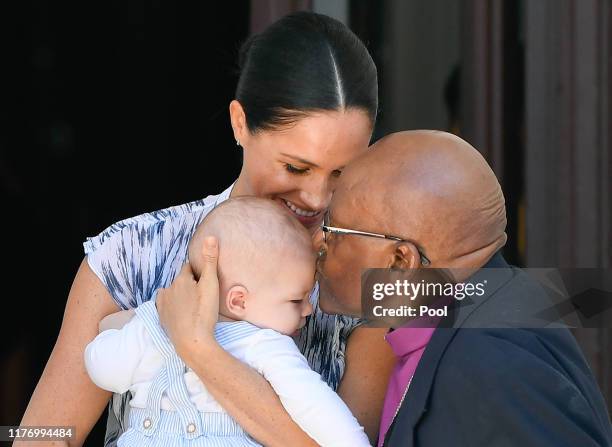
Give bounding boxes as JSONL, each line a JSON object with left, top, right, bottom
{"left": 84, "top": 197, "right": 370, "bottom": 447}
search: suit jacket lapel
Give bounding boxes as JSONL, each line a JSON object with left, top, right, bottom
{"left": 384, "top": 326, "right": 458, "bottom": 446}
{"left": 384, "top": 252, "right": 513, "bottom": 446}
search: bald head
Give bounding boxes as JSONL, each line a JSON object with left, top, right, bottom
{"left": 337, "top": 130, "right": 507, "bottom": 268}
{"left": 189, "top": 197, "right": 314, "bottom": 293}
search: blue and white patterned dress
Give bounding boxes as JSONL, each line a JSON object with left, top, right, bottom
{"left": 83, "top": 184, "right": 361, "bottom": 447}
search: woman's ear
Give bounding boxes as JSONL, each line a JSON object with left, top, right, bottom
{"left": 229, "top": 100, "right": 249, "bottom": 145}
{"left": 389, "top": 242, "right": 421, "bottom": 270}
{"left": 225, "top": 284, "right": 249, "bottom": 318}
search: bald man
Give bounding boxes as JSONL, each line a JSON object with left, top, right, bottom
{"left": 316, "top": 131, "right": 612, "bottom": 447}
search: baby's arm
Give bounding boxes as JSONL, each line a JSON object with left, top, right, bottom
{"left": 84, "top": 313, "right": 148, "bottom": 394}
{"left": 247, "top": 331, "right": 372, "bottom": 447}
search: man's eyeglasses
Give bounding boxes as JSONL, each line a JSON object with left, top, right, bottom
{"left": 321, "top": 211, "right": 431, "bottom": 266}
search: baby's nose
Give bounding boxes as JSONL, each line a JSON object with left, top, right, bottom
{"left": 302, "top": 300, "right": 313, "bottom": 317}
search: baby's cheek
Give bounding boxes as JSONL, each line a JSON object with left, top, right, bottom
{"left": 273, "top": 312, "right": 293, "bottom": 335}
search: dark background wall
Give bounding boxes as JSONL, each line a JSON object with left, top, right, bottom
{"left": 2, "top": 1, "right": 248, "bottom": 441}
{"left": 3, "top": 1, "right": 610, "bottom": 445}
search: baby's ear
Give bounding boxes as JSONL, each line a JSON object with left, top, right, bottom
{"left": 226, "top": 285, "right": 249, "bottom": 318}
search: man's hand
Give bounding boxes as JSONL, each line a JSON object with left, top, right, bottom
{"left": 98, "top": 309, "right": 136, "bottom": 332}
{"left": 156, "top": 236, "right": 220, "bottom": 365}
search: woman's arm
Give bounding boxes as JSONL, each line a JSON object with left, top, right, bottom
{"left": 337, "top": 326, "right": 396, "bottom": 445}
{"left": 246, "top": 331, "right": 371, "bottom": 446}
{"left": 15, "top": 258, "right": 121, "bottom": 447}
{"left": 156, "top": 237, "right": 317, "bottom": 447}
{"left": 186, "top": 341, "right": 319, "bottom": 446}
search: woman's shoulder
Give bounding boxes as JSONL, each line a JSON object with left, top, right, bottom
{"left": 83, "top": 185, "right": 233, "bottom": 310}
{"left": 84, "top": 185, "right": 233, "bottom": 254}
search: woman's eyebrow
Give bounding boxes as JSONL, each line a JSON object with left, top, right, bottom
{"left": 280, "top": 153, "right": 319, "bottom": 168}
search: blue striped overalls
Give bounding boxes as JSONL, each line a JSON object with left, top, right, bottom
{"left": 117, "top": 300, "right": 262, "bottom": 447}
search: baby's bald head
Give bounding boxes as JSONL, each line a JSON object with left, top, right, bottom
{"left": 189, "top": 197, "right": 314, "bottom": 297}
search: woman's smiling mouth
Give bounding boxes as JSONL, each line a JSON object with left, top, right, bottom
{"left": 279, "top": 199, "right": 322, "bottom": 227}
{"left": 282, "top": 199, "right": 318, "bottom": 217}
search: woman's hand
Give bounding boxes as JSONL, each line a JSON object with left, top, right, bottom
{"left": 156, "top": 236, "right": 220, "bottom": 365}
{"left": 156, "top": 236, "right": 317, "bottom": 446}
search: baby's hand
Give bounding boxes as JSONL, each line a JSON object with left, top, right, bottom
{"left": 99, "top": 309, "right": 136, "bottom": 332}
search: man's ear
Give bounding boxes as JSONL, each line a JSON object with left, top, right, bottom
{"left": 389, "top": 242, "right": 421, "bottom": 270}
{"left": 225, "top": 284, "right": 249, "bottom": 318}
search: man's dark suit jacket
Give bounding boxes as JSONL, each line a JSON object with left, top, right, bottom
{"left": 384, "top": 253, "right": 612, "bottom": 446}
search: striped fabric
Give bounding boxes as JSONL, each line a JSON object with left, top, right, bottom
{"left": 121, "top": 408, "right": 261, "bottom": 447}
{"left": 114, "top": 300, "right": 262, "bottom": 446}
{"left": 84, "top": 184, "right": 362, "bottom": 447}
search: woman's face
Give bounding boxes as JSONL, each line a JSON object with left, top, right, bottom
{"left": 230, "top": 101, "right": 373, "bottom": 231}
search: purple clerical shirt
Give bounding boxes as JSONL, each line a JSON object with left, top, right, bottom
{"left": 377, "top": 327, "right": 436, "bottom": 447}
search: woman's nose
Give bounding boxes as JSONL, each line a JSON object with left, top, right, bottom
{"left": 301, "top": 177, "right": 332, "bottom": 211}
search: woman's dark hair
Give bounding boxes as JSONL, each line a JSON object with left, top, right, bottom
{"left": 236, "top": 12, "right": 378, "bottom": 132}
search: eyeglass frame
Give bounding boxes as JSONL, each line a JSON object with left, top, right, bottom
{"left": 320, "top": 211, "right": 431, "bottom": 266}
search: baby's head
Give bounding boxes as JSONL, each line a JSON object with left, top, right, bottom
{"left": 188, "top": 197, "right": 315, "bottom": 335}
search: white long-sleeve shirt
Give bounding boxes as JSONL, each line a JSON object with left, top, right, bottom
{"left": 84, "top": 301, "right": 371, "bottom": 447}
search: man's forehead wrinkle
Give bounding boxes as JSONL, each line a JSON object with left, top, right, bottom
{"left": 343, "top": 188, "right": 369, "bottom": 223}
{"left": 340, "top": 168, "right": 386, "bottom": 222}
